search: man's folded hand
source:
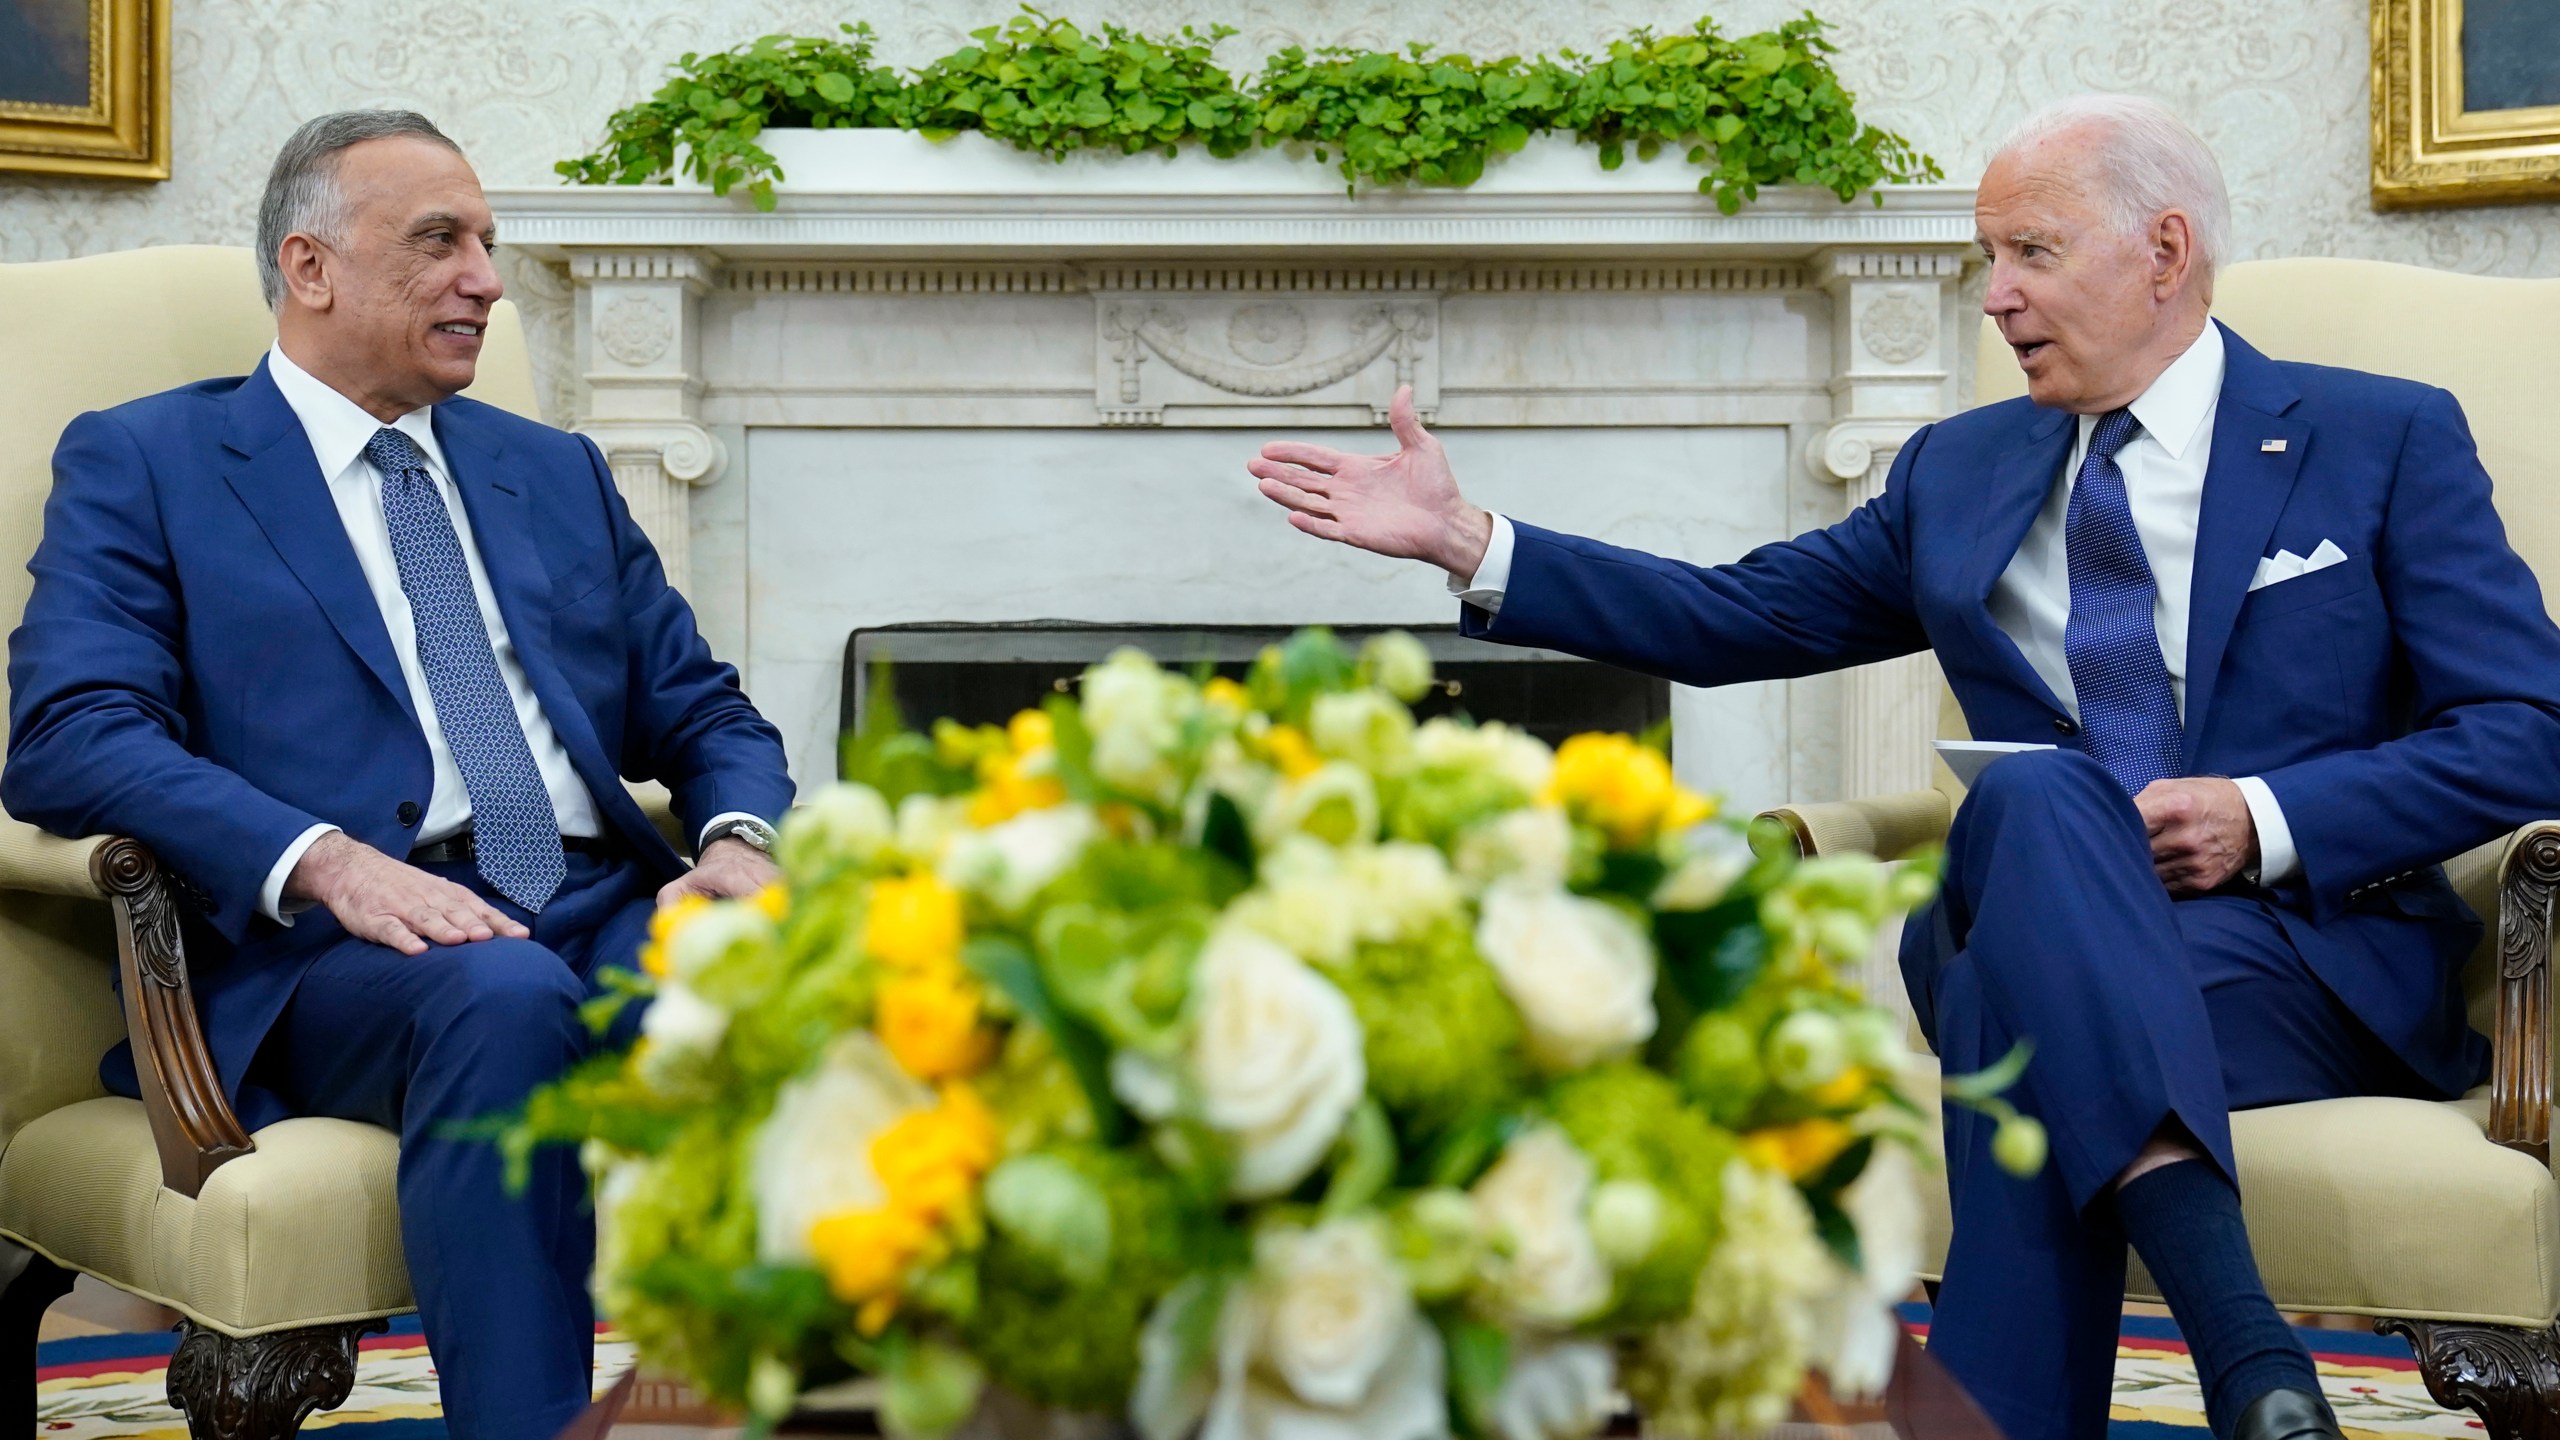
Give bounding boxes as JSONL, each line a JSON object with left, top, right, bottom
{"left": 285, "top": 831, "right": 531, "bottom": 956}
{"left": 2135, "top": 777, "right": 2260, "bottom": 897}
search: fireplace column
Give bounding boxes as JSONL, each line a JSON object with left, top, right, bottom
{"left": 569, "top": 249, "right": 725, "bottom": 589}
{"left": 1808, "top": 249, "right": 1973, "bottom": 801}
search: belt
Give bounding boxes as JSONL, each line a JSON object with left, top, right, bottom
{"left": 408, "top": 830, "right": 620, "bottom": 866}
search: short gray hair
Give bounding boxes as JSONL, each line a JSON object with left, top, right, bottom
{"left": 256, "top": 110, "right": 462, "bottom": 309}
{"left": 1995, "top": 94, "right": 2232, "bottom": 281}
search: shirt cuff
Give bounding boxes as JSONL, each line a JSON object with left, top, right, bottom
{"left": 262, "top": 823, "right": 339, "bottom": 925}
{"left": 699, "top": 811, "right": 762, "bottom": 855}
{"left": 1446, "top": 513, "right": 1517, "bottom": 616}
{"left": 2233, "top": 776, "right": 2299, "bottom": 886}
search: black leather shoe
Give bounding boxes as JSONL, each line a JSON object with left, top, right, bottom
{"left": 2233, "top": 1388, "right": 2341, "bottom": 1440}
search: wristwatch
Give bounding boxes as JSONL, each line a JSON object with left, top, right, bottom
{"left": 701, "top": 815, "right": 779, "bottom": 856}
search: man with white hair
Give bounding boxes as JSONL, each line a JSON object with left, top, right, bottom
{"left": 1250, "top": 94, "right": 2560, "bottom": 1440}
{"left": 6, "top": 112, "right": 794, "bottom": 1436}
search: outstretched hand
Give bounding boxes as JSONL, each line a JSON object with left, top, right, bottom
{"left": 1249, "top": 384, "right": 1494, "bottom": 580}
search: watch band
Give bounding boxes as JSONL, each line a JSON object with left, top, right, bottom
{"left": 702, "top": 816, "right": 778, "bottom": 854}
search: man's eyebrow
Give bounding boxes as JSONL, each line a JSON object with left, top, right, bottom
{"left": 2009, "top": 227, "right": 2065, "bottom": 248}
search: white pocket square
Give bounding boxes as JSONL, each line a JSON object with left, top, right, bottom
{"left": 2248, "top": 539, "right": 2348, "bottom": 593}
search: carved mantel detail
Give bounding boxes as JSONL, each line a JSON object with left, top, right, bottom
{"left": 569, "top": 249, "right": 724, "bottom": 589}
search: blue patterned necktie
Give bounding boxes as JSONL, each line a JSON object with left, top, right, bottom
{"left": 365, "top": 427, "right": 564, "bottom": 912}
{"left": 2062, "top": 408, "right": 2185, "bottom": 795}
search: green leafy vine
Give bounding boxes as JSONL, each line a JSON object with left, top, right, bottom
{"left": 558, "top": 7, "right": 1939, "bottom": 213}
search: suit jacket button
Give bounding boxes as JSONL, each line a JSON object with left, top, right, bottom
{"left": 397, "top": 801, "right": 421, "bottom": 827}
{"left": 2052, "top": 717, "right": 2080, "bottom": 736}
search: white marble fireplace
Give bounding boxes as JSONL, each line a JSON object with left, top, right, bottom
{"left": 490, "top": 135, "right": 1978, "bottom": 813}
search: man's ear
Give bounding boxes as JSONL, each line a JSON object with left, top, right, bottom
{"left": 275, "top": 233, "right": 333, "bottom": 312}
{"left": 2151, "top": 211, "right": 2197, "bottom": 302}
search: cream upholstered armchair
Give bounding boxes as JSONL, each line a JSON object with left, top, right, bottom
{"left": 1762, "top": 257, "right": 2560, "bottom": 1438}
{"left": 0, "top": 246, "right": 547, "bottom": 1438}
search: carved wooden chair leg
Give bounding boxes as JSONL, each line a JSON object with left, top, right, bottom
{"left": 2, "top": 1240, "right": 77, "bottom": 1435}
{"left": 165, "top": 1317, "right": 388, "bottom": 1440}
{"left": 2375, "top": 1317, "right": 2560, "bottom": 1440}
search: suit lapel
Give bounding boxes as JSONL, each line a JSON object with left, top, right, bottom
{"left": 2180, "top": 324, "right": 2307, "bottom": 768}
{"left": 1963, "top": 407, "right": 2078, "bottom": 713}
{"left": 220, "top": 362, "right": 417, "bottom": 726}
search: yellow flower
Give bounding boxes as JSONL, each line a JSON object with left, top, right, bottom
{"left": 1264, "top": 724, "right": 1323, "bottom": 779}
{"left": 1007, "top": 708, "right": 1055, "bottom": 755}
{"left": 1203, "top": 676, "right": 1252, "bottom": 714}
{"left": 1546, "top": 733, "right": 1715, "bottom": 847}
{"left": 1741, "top": 1117, "right": 1856, "bottom": 1181}
{"left": 1805, "top": 1065, "right": 1871, "bottom": 1110}
{"left": 750, "top": 883, "right": 791, "bottom": 923}
{"left": 872, "top": 1082, "right": 1001, "bottom": 1228}
{"left": 639, "top": 893, "right": 712, "bottom": 978}
{"left": 865, "top": 873, "right": 966, "bottom": 972}
{"left": 809, "top": 1204, "right": 936, "bottom": 1317}
{"left": 877, "top": 967, "right": 998, "bottom": 1081}
{"left": 967, "top": 750, "right": 1068, "bottom": 825}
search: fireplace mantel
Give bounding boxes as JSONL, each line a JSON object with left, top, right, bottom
{"left": 489, "top": 137, "right": 1978, "bottom": 812}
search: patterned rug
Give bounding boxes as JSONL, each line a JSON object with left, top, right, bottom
{"left": 37, "top": 1309, "right": 2474, "bottom": 1437}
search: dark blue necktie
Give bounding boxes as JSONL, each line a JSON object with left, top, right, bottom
{"left": 2062, "top": 408, "right": 2185, "bottom": 795}
{"left": 365, "top": 427, "right": 564, "bottom": 912}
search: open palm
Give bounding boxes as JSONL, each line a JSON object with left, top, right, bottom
{"left": 1247, "top": 384, "right": 1490, "bottom": 578}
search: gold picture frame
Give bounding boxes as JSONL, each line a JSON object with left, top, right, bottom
{"left": 0, "top": 0, "right": 168, "bottom": 180}
{"left": 2372, "top": 0, "right": 2560, "bottom": 208}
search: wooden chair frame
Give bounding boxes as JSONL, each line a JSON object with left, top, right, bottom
{"left": 1761, "top": 799, "right": 2560, "bottom": 1438}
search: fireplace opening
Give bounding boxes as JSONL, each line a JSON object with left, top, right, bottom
{"left": 844, "top": 623, "right": 1669, "bottom": 752}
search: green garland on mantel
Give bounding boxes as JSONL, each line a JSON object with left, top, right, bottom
{"left": 558, "top": 7, "right": 1941, "bottom": 214}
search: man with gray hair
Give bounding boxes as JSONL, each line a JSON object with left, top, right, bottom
{"left": 1251, "top": 93, "right": 2560, "bottom": 1439}
{"left": 6, "top": 111, "right": 794, "bottom": 1436}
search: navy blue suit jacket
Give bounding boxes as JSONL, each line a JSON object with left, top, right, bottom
{"left": 4, "top": 359, "right": 794, "bottom": 1122}
{"left": 1466, "top": 323, "right": 2560, "bottom": 1096}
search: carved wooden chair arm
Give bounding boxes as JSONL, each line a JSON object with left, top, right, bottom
{"left": 2487, "top": 820, "right": 2560, "bottom": 1166}
{"left": 0, "top": 815, "right": 253, "bottom": 1197}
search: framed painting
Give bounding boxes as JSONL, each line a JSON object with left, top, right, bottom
{"left": 2373, "top": 0, "right": 2560, "bottom": 207}
{"left": 0, "top": 0, "right": 168, "bottom": 179}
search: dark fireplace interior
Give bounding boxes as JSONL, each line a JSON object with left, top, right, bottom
{"left": 843, "top": 623, "right": 1669, "bottom": 751}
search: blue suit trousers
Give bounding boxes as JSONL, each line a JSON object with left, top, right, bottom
{"left": 1905, "top": 750, "right": 2437, "bottom": 1439}
{"left": 245, "top": 851, "right": 657, "bottom": 1440}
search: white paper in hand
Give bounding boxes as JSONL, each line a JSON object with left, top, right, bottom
{"left": 1933, "top": 740, "right": 2058, "bottom": 788}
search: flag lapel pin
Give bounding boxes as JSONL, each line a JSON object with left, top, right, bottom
{"left": 2261, "top": 439, "right": 2288, "bottom": 453}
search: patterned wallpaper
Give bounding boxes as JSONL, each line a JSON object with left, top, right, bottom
{"left": 6, "top": 0, "right": 2555, "bottom": 422}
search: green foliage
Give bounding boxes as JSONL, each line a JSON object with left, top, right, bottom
{"left": 1329, "top": 924, "right": 1529, "bottom": 1137}
{"left": 557, "top": 8, "right": 1935, "bottom": 213}
{"left": 1552, "top": 14, "right": 1941, "bottom": 213}
{"left": 1251, "top": 45, "right": 1569, "bottom": 190}
{"left": 556, "top": 25, "right": 904, "bottom": 210}
{"left": 902, "top": 10, "right": 1256, "bottom": 160}
{"left": 1548, "top": 1064, "right": 1735, "bottom": 1324}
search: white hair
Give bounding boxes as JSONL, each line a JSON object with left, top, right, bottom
{"left": 1994, "top": 94, "right": 2231, "bottom": 280}
{"left": 256, "top": 110, "right": 461, "bottom": 310}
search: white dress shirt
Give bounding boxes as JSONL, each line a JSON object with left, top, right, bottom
{"left": 259, "top": 343, "right": 604, "bottom": 921}
{"left": 1453, "top": 321, "right": 2300, "bottom": 883}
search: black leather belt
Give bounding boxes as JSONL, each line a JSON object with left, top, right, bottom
{"left": 409, "top": 830, "right": 620, "bottom": 866}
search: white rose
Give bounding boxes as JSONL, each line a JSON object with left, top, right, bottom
{"left": 1454, "top": 807, "right": 1574, "bottom": 892}
{"left": 940, "top": 803, "right": 1099, "bottom": 915}
{"left": 780, "top": 782, "right": 894, "bottom": 870}
{"left": 1343, "top": 842, "right": 1462, "bottom": 944}
{"left": 1257, "top": 762, "right": 1381, "bottom": 849}
{"left": 1360, "top": 631, "right": 1437, "bottom": 704}
{"left": 662, "top": 901, "right": 776, "bottom": 984}
{"left": 1227, "top": 874, "right": 1359, "bottom": 968}
{"left": 1311, "top": 689, "right": 1416, "bottom": 774}
{"left": 1469, "top": 1126, "right": 1612, "bottom": 1327}
{"left": 1414, "top": 719, "right": 1554, "bottom": 796}
{"left": 1652, "top": 824, "right": 1755, "bottom": 911}
{"left": 1136, "top": 1220, "right": 1449, "bottom": 1440}
{"left": 1084, "top": 650, "right": 1193, "bottom": 803}
{"left": 636, "top": 978, "right": 729, "bottom": 1084}
{"left": 1475, "top": 883, "right": 1657, "bottom": 1073}
{"left": 895, "top": 793, "right": 969, "bottom": 864}
{"left": 1489, "top": 1339, "right": 1616, "bottom": 1440}
{"left": 1807, "top": 1144, "right": 1924, "bottom": 1399}
{"left": 748, "top": 1034, "right": 932, "bottom": 1266}
{"left": 1189, "top": 927, "right": 1367, "bottom": 1198}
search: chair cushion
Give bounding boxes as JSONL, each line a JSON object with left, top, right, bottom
{"left": 0, "top": 1096, "right": 410, "bottom": 1335}
{"left": 1905, "top": 1059, "right": 2560, "bottom": 1327}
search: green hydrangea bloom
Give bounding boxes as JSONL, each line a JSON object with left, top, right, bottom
{"left": 1548, "top": 1064, "right": 1736, "bottom": 1325}
{"left": 964, "top": 1144, "right": 1216, "bottom": 1411}
{"left": 594, "top": 1120, "right": 776, "bottom": 1401}
{"left": 1328, "top": 923, "right": 1529, "bottom": 1135}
